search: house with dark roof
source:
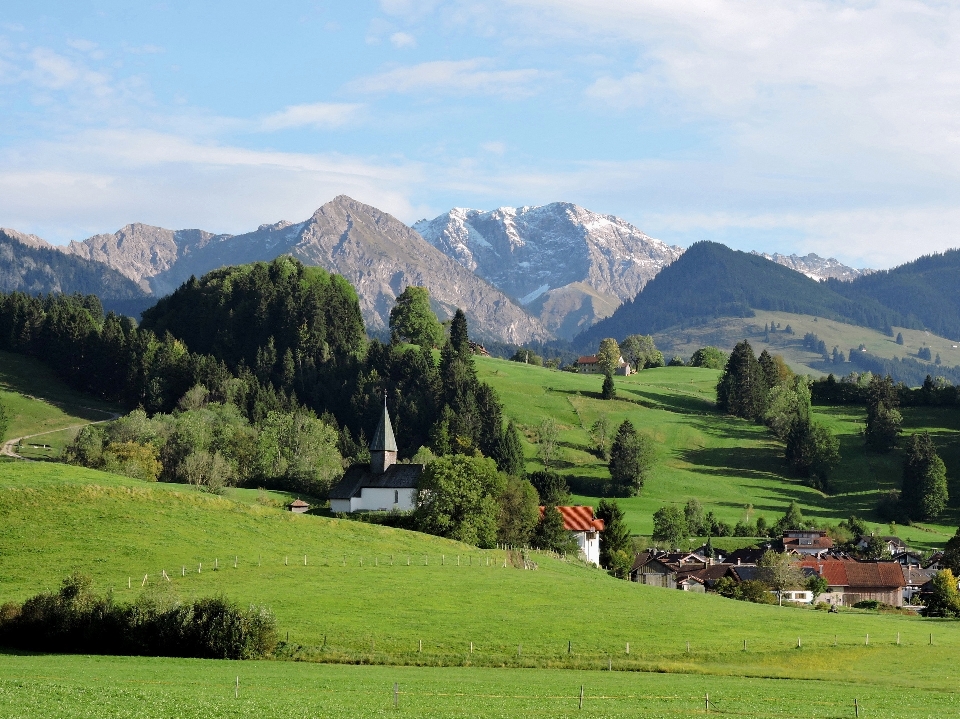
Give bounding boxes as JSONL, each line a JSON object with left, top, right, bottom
{"left": 780, "top": 530, "right": 833, "bottom": 556}
{"left": 328, "top": 401, "right": 423, "bottom": 513}
{"left": 540, "top": 506, "right": 604, "bottom": 566}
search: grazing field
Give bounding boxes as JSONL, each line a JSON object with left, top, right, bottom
{"left": 652, "top": 309, "right": 960, "bottom": 376}
{"left": 2, "top": 462, "right": 960, "bottom": 682}
{"left": 1, "top": 651, "right": 958, "bottom": 719}
{"left": 0, "top": 350, "right": 118, "bottom": 454}
{"left": 477, "top": 357, "right": 960, "bottom": 547}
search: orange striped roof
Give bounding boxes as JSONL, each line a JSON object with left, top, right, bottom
{"left": 539, "top": 505, "right": 604, "bottom": 532}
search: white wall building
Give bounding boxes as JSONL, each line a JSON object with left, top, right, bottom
{"left": 328, "top": 401, "right": 422, "bottom": 513}
{"left": 540, "top": 505, "right": 605, "bottom": 566}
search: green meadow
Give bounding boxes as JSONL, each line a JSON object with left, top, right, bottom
{"left": 2, "top": 652, "right": 957, "bottom": 719}
{"left": 477, "top": 357, "right": 960, "bottom": 548}
{"left": 0, "top": 350, "right": 119, "bottom": 456}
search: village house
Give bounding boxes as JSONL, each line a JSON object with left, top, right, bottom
{"left": 799, "top": 559, "right": 906, "bottom": 607}
{"left": 328, "top": 402, "right": 423, "bottom": 514}
{"left": 856, "top": 535, "right": 909, "bottom": 556}
{"left": 575, "top": 355, "right": 632, "bottom": 375}
{"left": 540, "top": 506, "right": 604, "bottom": 566}
{"left": 780, "top": 529, "right": 834, "bottom": 556}
{"left": 629, "top": 550, "right": 715, "bottom": 588}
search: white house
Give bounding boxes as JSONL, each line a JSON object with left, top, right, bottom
{"left": 540, "top": 505, "right": 604, "bottom": 566}
{"left": 328, "top": 402, "right": 422, "bottom": 513}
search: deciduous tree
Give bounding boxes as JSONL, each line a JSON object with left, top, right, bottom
{"left": 901, "top": 431, "right": 948, "bottom": 521}
{"left": 389, "top": 286, "right": 444, "bottom": 348}
{"left": 608, "top": 419, "right": 655, "bottom": 496}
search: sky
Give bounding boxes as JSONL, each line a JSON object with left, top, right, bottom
{"left": 2, "top": 1, "right": 960, "bottom": 269}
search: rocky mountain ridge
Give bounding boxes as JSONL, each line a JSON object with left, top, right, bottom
{"left": 414, "top": 203, "right": 683, "bottom": 338}
{"left": 752, "top": 251, "right": 870, "bottom": 282}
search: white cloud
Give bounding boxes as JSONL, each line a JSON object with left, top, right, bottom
{"left": 0, "top": 130, "right": 423, "bottom": 241}
{"left": 259, "top": 102, "right": 363, "bottom": 131}
{"left": 390, "top": 31, "right": 417, "bottom": 49}
{"left": 348, "top": 58, "right": 542, "bottom": 97}
{"left": 481, "top": 141, "right": 505, "bottom": 155}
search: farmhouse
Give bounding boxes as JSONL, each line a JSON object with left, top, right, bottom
{"left": 328, "top": 402, "right": 423, "bottom": 514}
{"left": 575, "top": 355, "right": 632, "bottom": 375}
{"left": 629, "top": 550, "right": 717, "bottom": 588}
{"left": 540, "top": 506, "right": 604, "bottom": 566}
{"left": 799, "top": 559, "right": 906, "bottom": 607}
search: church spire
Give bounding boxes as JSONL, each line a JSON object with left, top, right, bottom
{"left": 369, "top": 395, "right": 398, "bottom": 473}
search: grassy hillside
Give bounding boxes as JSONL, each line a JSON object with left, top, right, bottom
{"left": 0, "top": 350, "right": 118, "bottom": 453}
{"left": 652, "top": 309, "right": 960, "bottom": 377}
{"left": 3, "top": 462, "right": 960, "bottom": 686}
{"left": 477, "top": 357, "right": 960, "bottom": 548}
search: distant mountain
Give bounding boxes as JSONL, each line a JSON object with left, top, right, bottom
{"left": 43, "top": 197, "right": 546, "bottom": 344}
{"left": 0, "top": 228, "right": 148, "bottom": 309}
{"left": 63, "top": 224, "right": 232, "bottom": 294}
{"left": 575, "top": 241, "right": 908, "bottom": 350}
{"left": 414, "top": 203, "right": 682, "bottom": 338}
{"left": 830, "top": 248, "right": 960, "bottom": 340}
{"left": 752, "top": 252, "right": 871, "bottom": 282}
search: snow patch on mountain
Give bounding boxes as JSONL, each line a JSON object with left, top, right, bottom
{"left": 752, "top": 251, "right": 872, "bottom": 282}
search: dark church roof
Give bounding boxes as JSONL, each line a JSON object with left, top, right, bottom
{"left": 370, "top": 400, "right": 398, "bottom": 452}
{"left": 328, "top": 463, "right": 423, "bottom": 500}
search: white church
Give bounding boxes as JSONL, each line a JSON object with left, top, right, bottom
{"left": 328, "top": 401, "right": 423, "bottom": 514}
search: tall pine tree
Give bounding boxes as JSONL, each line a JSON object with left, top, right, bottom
{"left": 716, "top": 341, "right": 767, "bottom": 420}
{"left": 901, "top": 431, "right": 948, "bottom": 521}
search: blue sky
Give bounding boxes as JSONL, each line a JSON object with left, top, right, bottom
{"left": 3, "top": 1, "right": 960, "bottom": 269}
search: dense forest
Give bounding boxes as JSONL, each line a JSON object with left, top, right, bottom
{"left": 830, "top": 249, "right": 960, "bottom": 341}
{"left": 575, "top": 242, "right": 912, "bottom": 349}
{"left": 0, "top": 257, "right": 519, "bottom": 485}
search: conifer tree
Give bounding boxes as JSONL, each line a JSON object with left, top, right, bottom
{"left": 449, "top": 308, "right": 470, "bottom": 356}
{"left": 596, "top": 499, "right": 631, "bottom": 569}
{"left": 495, "top": 420, "right": 526, "bottom": 477}
{"left": 716, "top": 340, "right": 767, "bottom": 420}
{"left": 901, "top": 431, "right": 948, "bottom": 521}
{"left": 865, "top": 374, "right": 902, "bottom": 451}
{"left": 601, "top": 372, "right": 616, "bottom": 400}
{"left": 608, "top": 419, "right": 654, "bottom": 496}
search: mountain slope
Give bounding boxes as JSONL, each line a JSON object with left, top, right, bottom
{"left": 830, "top": 248, "right": 960, "bottom": 340}
{"left": 0, "top": 228, "right": 148, "bottom": 303}
{"left": 414, "top": 203, "right": 682, "bottom": 338}
{"left": 575, "top": 241, "right": 908, "bottom": 349}
{"left": 63, "top": 223, "right": 232, "bottom": 294}
{"left": 146, "top": 196, "right": 548, "bottom": 344}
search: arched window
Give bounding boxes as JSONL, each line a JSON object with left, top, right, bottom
{"left": 394, "top": 490, "right": 399, "bottom": 503}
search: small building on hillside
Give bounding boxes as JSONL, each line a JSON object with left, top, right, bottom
{"left": 575, "top": 355, "right": 632, "bottom": 376}
{"left": 328, "top": 402, "right": 423, "bottom": 513}
{"left": 857, "top": 535, "right": 909, "bottom": 556}
{"left": 540, "top": 506, "right": 604, "bottom": 566}
{"left": 287, "top": 498, "right": 310, "bottom": 513}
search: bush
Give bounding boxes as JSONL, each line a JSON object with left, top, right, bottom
{"left": 853, "top": 600, "right": 891, "bottom": 611}
{"left": 0, "top": 573, "right": 277, "bottom": 659}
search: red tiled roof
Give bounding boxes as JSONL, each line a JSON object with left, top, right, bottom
{"left": 577, "top": 356, "right": 599, "bottom": 364}
{"left": 800, "top": 560, "right": 905, "bottom": 589}
{"left": 539, "top": 506, "right": 604, "bottom": 532}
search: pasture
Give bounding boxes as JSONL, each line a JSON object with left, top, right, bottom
{"left": 478, "top": 357, "right": 960, "bottom": 547}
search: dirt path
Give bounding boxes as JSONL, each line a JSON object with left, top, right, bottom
{"left": 1, "top": 410, "right": 121, "bottom": 461}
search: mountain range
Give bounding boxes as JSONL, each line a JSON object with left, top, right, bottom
{"left": 0, "top": 197, "right": 909, "bottom": 347}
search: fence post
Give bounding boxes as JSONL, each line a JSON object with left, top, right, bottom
{"left": 235, "top": 676, "right": 238, "bottom": 699}
{"left": 743, "top": 639, "right": 746, "bottom": 651}
{"left": 215, "top": 558, "right": 218, "bottom": 570}
{"left": 394, "top": 682, "right": 399, "bottom": 709}
{"left": 304, "top": 555, "right": 307, "bottom": 566}
{"left": 579, "top": 685, "right": 584, "bottom": 710}
{"left": 865, "top": 634, "right": 869, "bottom": 646}
{"left": 705, "top": 693, "right": 709, "bottom": 713}
{"left": 128, "top": 577, "right": 131, "bottom": 589}
{"left": 182, "top": 566, "right": 185, "bottom": 577}
{"left": 518, "top": 643, "right": 522, "bottom": 656}
{"left": 855, "top": 698, "right": 860, "bottom": 717}
{"left": 626, "top": 642, "right": 629, "bottom": 654}
{"left": 234, "top": 556, "right": 238, "bottom": 568}
{"left": 470, "top": 642, "right": 473, "bottom": 653}
{"left": 686, "top": 641, "right": 690, "bottom": 653}
{"left": 797, "top": 637, "right": 801, "bottom": 648}
{"left": 418, "top": 639, "right": 422, "bottom": 652}
{"left": 568, "top": 640, "right": 571, "bottom": 654}
{"left": 897, "top": 632, "right": 900, "bottom": 645}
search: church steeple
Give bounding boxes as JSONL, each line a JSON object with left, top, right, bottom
{"left": 369, "top": 396, "right": 397, "bottom": 474}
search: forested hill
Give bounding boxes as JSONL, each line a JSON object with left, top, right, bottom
{"left": 0, "top": 229, "right": 148, "bottom": 308}
{"left": 574, "top": 241, "right": 909, "bottom": 349}
{"left": 829, "top": 248, "right": 960, "bottom": 341}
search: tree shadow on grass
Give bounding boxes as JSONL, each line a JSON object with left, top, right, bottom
{"left": 624, "top": 388, "right": 715, "bottom": 414}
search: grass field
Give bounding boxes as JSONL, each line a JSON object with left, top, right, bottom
{"left": 0, "top": 350, "right": 119, "bottom": 454}
{"left": 653, "top": 309, "right": 960, "bottom": 376}
{"left": 478, "top": 357, "right": 960, "bottom": 547}
{"left": 3, "top": 462, "right": 960, "bottom": 678}
{"left": 2, "top": 651, "right": 958, "bottom": 718}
